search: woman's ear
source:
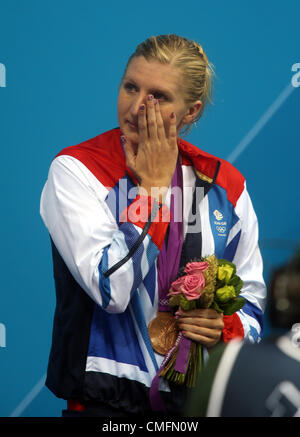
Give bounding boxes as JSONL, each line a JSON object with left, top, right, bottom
{"left": 182, "top": 100, "right": 202, "bottom": 125}
{"left": 177, "top": 101, "right": 202, "bottom": 133}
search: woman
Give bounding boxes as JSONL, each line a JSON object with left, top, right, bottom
{"left": 40, "top": 34, "right": 266, "bottom": 417}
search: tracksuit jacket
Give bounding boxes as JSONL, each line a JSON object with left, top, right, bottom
{"left": 40, "top": 127, "right": 266, "bottom": 414}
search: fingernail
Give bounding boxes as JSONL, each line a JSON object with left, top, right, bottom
{"left": 120, "top": 136, "right": 126, "bottom": 143}
{"left": 139, "top": 104, "right": 145, "bottom": 110}
{"left": 148, "top": 94, "right": 153, "bottom": 101}
{"left": 154, "top": 99, "right": 158, "bottom": 105}
{"left": 170, "top": 112, "right": 175, "bottom": 118}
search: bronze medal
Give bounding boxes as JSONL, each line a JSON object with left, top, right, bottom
{"left": 148, "top": 311, "right": 179, "bottom": 355}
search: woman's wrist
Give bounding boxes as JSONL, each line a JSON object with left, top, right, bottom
{"left": 139, "top": 182, "right": 170, "bottom": 203}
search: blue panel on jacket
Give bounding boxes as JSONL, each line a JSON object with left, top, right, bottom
{"left": 208, "top": 185, "right": 239, "bottom": 258}
{"left": 87, "top": 305, "right": 148, "bottom": 372}
{"left": 105, "top": 175, "right": 138, "bottom": 227}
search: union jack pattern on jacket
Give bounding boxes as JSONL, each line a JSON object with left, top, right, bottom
{"left": 40, "top": 127, "right": 266, "bottom": 406}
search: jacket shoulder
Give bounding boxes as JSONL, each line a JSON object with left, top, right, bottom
{"left": 53, "top": 127, "right": 125, "bottom": 187}
{"left": 178, "top": 137, "right": 245, "bottom": 207}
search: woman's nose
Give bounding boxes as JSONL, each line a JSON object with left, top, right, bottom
{"left": 130, "top": 92, "right": 148, "bottom": 117}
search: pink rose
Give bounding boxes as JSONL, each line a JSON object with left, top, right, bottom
{"left": 184, "top": 261, "right": 209, "bottom": 276}
{"left": 169, "top": 276, "right": 186, "bottom": 294}
{"left": 169, "top": 273, "right": 206, "bottom": 301}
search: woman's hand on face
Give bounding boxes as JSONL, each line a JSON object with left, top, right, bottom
{"left": 176, "top": 308, "right": 224, "bottom": 349}
{"left": 122, "top": 95, "right": 178, "bottom": 202}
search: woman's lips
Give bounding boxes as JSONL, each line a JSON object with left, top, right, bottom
{"left": 127, "top": 121, "right": 138, "bottom": 130}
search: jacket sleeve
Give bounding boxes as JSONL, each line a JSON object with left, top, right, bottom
{"left": 40, "top": 155, "right": 170, "bottom": 313}
{"left": 222, "top": 182, "right": 266, "bottom": 343}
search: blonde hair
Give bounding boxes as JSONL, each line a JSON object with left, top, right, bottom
{"left": 122, "top": 34, "right": 215, "bottom": 135}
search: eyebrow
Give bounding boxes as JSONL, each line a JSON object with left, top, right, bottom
{"left": 123, "top": 76, "right": 174, "bottom": 99}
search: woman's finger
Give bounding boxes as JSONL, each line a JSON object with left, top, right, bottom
{"left": 179, "top": 323, "right": 221, "bottom": 340}
{"left": 146, "top": 95, "right": 158, "bottom": 141}
{"left": 138, "top": 103, "right": 148, "bottom": 145}
{"left": 181, "top": 331, "right": 221, "bottom": 348}
{"left": 155, "top": 100, "right": 167, "bottom": 142}
{"left": 178, "top": 308, "right": 222, "bottom": 319}
{"left": 121, "top": 136, "right": 136, "bottom": 170}
{"left": 176, "top": 316, "right": 224, "bottom": 331}
{"left": 168, "top": 111, "right": 178, "bottom": 149}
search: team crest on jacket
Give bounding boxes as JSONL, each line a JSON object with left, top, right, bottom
{"left": 213, "top": 210, "right": 227, "bottom": 237}
{"left": 213, "top": 210, "right": 223, "bottom": 221}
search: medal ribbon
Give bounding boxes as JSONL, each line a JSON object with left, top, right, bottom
{"left": 157, "top": 155, "right": 184, "bottom": 311}
{"left": 150, "top": 155, "right": 192, "bottom": 411}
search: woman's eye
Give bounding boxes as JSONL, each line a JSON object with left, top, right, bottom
{"left": 153, "top": 93, "right": 166, "bottom": 100}
{"left": 123, "top": 83, "right": 166, "bottom": 101}
{"left": 124, "top": 82, "right": 136, "bottom": 92}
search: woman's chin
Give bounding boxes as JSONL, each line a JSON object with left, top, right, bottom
{"left": 123, "top": 126, "right": 138, "bottom": 142}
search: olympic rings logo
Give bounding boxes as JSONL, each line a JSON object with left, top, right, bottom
{"left": 216, "top": 226, "right": 226, "bottom": 233}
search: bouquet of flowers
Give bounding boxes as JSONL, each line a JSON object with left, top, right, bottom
{"left": 158, "top": 255, "right": 246, "bottom": 388}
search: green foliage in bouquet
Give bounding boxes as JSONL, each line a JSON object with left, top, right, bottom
{"left": 160, "top": 255, "right": 246, "bottom": 388}
{"left": 210, "top": 258, "right": 246, "bottom": 315}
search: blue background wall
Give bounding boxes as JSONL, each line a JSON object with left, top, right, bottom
{"left": 0, "top": 0, "right": 299, "bottom": 417}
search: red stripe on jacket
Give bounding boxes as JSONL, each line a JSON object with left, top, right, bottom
{"left": 222, "top": 313, "right": 245, "bottom": 343}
